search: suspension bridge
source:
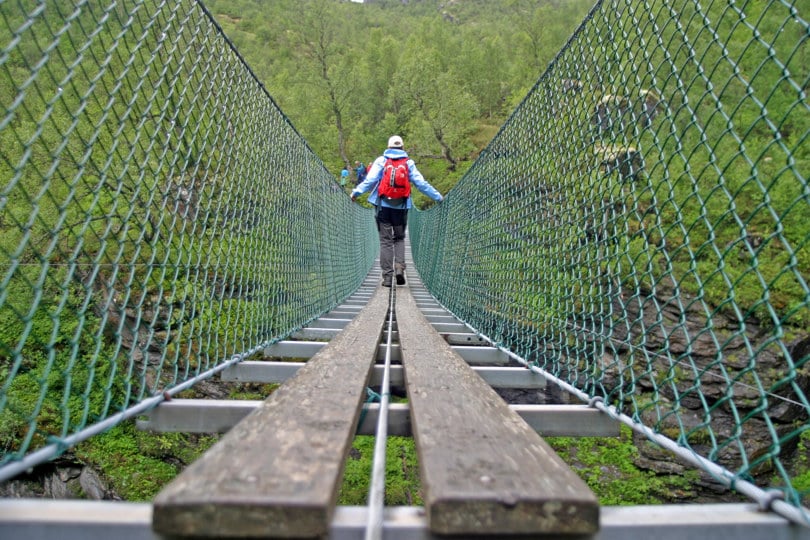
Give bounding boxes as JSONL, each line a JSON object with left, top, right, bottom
{"left": 0, "top": 0, "right": 808, "bottom": 538}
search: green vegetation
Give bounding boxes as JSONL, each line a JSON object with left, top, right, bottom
{"left": 0, "top": 290, "right": 127, "bottom": 455}
{"left": 0, "top": 0, "right": 594, "bottom": 475}
{"left": 75, "top": 423, "right": 217, "bottom": 501}
{"left": 204, "top": 0, "right": 596, "bottom": 199}
{"left": 336, "top": 426, "right": 702, "bottom": 507}
{"left": 785, "top": 429, "right": 810, "bottom": 504}
{"left": 0, "top": 0, "right": 376, "bottom": 465}
{"left": 339, "top": 435, "right": 422, "bottom": 506}
{"left": 547, "top": 426, "right": 701, "bottom": 505}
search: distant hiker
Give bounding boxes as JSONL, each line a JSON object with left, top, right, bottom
{"left": 351, "top": 135, "right": 443, "bottom": 287}
{"left": 340, "top": 167, "right": 349, "bottom": 186}
{"left": 354, "top": 161, "right": 367, "bottom": 185}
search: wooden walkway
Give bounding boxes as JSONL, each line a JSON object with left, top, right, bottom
{"left": 152, "top": 285, "right": 391, "bottom": 538}
{"left": 151, "top": 259, "right": 599, "bottom": 538}
{"left": 1, "top": 256, "right": 808, "bottom": 539}
{"left": 397, "top": 285, "right": 598, "bottom": 535}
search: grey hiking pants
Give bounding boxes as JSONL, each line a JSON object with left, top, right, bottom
{"left": 376, "top": 206, "right": 407, "bottom": 279}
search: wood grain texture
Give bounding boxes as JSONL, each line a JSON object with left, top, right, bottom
{"left": 396, "top": 286, "right": 599, "bottom": 535}
{"left": 152, "top": 286, "right": 392, "bottom": 538}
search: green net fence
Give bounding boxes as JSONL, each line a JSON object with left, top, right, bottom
{"left": 411, "top": 0, "right": 808, "bottom": 522}
{"left": 0, "top": 0, "right": 377, "bottom": 478}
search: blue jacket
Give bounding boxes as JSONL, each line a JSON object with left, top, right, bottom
{"left": 351, "top": 149, "right": 443, "bottom": 209}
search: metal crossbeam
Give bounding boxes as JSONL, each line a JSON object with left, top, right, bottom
{"left": 291, "top": 327, "right": 340, "bottom": 340}
{"left": 429, "top": 322, "right": 469, "bottom": 332}
{"left": 1, "top": 500, "right": 806, "bottom": 540}
{"left": 264, "top": 341, "right": 510, "bottom": 364}
{"left": 137, "top": 401, "right": 618, "bottom": 437}
{"left": 307, "top": 318, "right": 353, "bottom": 329}
{"left": 221, "top": 362, "right": 544, "bottom": 388}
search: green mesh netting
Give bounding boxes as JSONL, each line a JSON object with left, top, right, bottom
{"left": 1, "top": 0, "right": 809, "bottom": 524}
{"left": 0, "top": 0, "right": 377, "bottom": 474}
{"left": 411, "top": 0, "right": 808, "bottom": 521}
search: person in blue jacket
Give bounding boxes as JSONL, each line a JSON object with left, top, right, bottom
{"left": 351, "top": 135, "right": 443, "bottom": 287}
{"left": 354, "top": 161, "right": 367, "bottom": 185}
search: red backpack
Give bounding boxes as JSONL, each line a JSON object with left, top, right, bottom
{"left": 377, "top": 157, "right": 411, "bottom": 202}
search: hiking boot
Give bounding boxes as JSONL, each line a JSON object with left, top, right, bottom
{"left": 395, "top": 264, "right": 406, "bottom": 285}
{"left": 382, "top": 276, "right": 392, "bottom": 287}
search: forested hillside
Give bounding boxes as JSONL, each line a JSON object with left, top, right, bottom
{"left": 203, "top": 0, "right": 595, "bottom": 197}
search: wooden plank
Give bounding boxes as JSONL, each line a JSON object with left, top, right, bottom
{"left": 152, "top": 286, "right": 392, "bottom": 538}
{"left": 396, "top": 286, "right": 599, "bottom": 535}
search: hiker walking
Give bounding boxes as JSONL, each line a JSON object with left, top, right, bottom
{"left": 354, "top": 160, "right": 367, "bottom": 186}
{"left": 351, "top": 135, "right": 443, "bottom": 287}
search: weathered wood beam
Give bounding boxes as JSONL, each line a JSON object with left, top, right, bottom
{"left": 396, "top": 285, "right": 599, "bottom": 535}
{"left": 151, "top": 286, "right": 391, "bottom": 538}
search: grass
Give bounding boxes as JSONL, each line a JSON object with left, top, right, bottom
{"left": 338, "top": 435, "right": 422, "bottom": 506}
{"left": 546, "top": 425, "right": 701, "bottom": 505}
{"left": 335, "top": 425, "right": 701, "bottom": 507}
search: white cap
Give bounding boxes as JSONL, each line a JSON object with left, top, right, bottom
{"left": 387, "top": 135, "right": 403, "bottom": 148}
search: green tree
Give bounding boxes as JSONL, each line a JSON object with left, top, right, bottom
{"left": 393, "top": 44, "right": 479, "bottom": 172}
{"left": 285, "top": 0, "right": 362, "bottom": 171}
